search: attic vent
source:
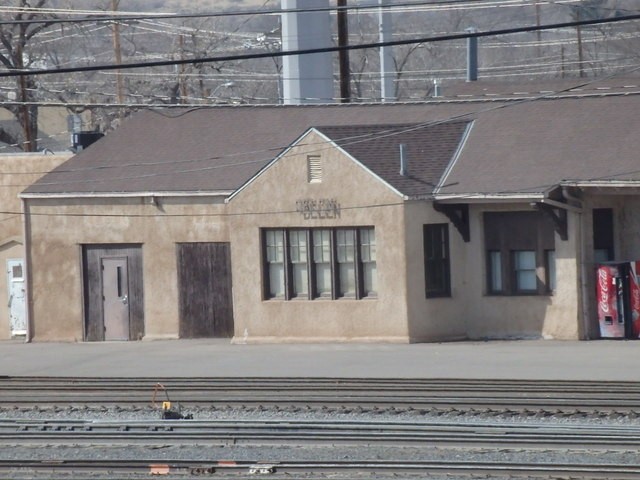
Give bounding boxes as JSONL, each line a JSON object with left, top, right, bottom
{"left": 307, "top": 155, "right": 322, "bottom": 183}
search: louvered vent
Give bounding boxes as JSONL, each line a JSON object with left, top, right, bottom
{"left": 307, "top": 155, "right": 322, "bottom": 183}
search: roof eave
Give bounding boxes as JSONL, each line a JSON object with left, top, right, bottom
{"left": 20, "top": 190, "right": 234, "bottom": 199}
{"left": 561, "top": 180, "right": 640, "bottom": 189}
{"left": 432, "top": 192, "right": 546, "bottom": 203}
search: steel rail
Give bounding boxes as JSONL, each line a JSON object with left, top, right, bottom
{"left": 3, "top": 377, "right": 640, "bottom": 412}
{"left": 2, "top": 458, "right": 640, "bottom": 479}
{"left": 3, "top": 419, "right": 640, "bottom": 447}
{"left": 4, "top": 376, "right": 640, "bottom": 389}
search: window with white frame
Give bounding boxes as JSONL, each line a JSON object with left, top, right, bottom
{"left": 313, "top": 229, "right": 332, "bottom": 298}
{"left": 488, "top": 250, "right": 502, "bottom": 293}
{"left": 289, "top": 230, "right": 309, "bottom": 298}
{"left": 360, "top": 228, "right": 377, "bottom": 297}
{"left": 337, "top": 229, "right": 356, "bottom": 298}
{"left": 262, "top": 227, "right": 377, "bottom": 300}
{"left": 514, "top": 250, "right": 537, "bottom": 293}
{"left": 484, "top": 211, "right": 555, "bottom": 296}
{"left": 265, "top": 229, "right": 285, "bottom": 298}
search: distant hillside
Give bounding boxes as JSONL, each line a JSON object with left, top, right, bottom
{"left": 118, "top": 0, "right": 276, "bottom": 13}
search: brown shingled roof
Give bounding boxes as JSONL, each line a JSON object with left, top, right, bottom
{"left": 24, "top": 103, "right": 479, "bottom": 196}
{"left": 22, "top": 86, "right": 640, "bottom": 198}
{"left": 314, "top": 122, "right": 470, "bottom": 197}
{"left": 436, "top": 94, "right": 640, "bottom": 197}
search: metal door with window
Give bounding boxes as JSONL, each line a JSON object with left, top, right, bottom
{"left": 102, "top": 257, "right": 130, "bottom": 341}
{"left": 83, "top": 245, "right": 144, "bottom": 342}
{"left": 7, "top": 259, "right": 26, "bottom": 336}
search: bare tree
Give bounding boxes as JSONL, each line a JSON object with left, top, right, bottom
{"left": 0, "top": 0, "right": 57, "bottom": 151}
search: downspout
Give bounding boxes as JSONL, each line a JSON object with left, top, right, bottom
{"left": 562, "top": 187, "right": 589, "bottom": 339}
{"left": 21, "top": 197, "right": 33, "bottom": 343}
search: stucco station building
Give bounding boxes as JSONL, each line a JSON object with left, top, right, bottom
{"left": 14, "top": 79, "right": 640, "bottom": 343}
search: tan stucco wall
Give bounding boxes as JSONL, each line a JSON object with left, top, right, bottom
{"left": 21, "top": 146, "right": 607, "bottom": 344}
{"left": 0, "top": 153, "right": 70, "bottom": 339}
{"left": 25, "top": 196, "right": 228, "bottom": 341}
{"left": 403, "top": 202, "right": 581, "bottom": 341}
{"left": 227, "top": 131, "right": 411, "bottom": 343}
{"left": 404, "top": 201, "right": 467, "bottom": 341}
{"left": 459, "top": 204, "right": 580, "bottom": 340}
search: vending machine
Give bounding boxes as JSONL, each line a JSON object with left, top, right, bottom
{"left": 596, "top": 261, "right": 640, "bottom": 339}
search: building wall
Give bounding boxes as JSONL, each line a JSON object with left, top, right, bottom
{"left": 22, "top": 150, "right": 611, "bottom": 344}
{"left": 227, "top": 131, "right": 411, "bottom": 343}
{"left": 404, "top": 201, "right": 468, "bottom": 341}
{"left": 0, "top": 153, "right": 70, "bottom": 339}
{"left": 404, "top": 201, "right": 581, "bottom": 341}
{"left": 24, "top": 196, "right": 228, "bottom": 341}
{"left": 458, "top": 204, "right": 580, "bottom": 340}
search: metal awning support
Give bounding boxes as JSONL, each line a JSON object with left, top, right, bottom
{"left": 433, "top": 203, "right": 470, "bottom": 242}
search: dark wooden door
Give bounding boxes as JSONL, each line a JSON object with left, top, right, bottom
{"left": 83, "top": 245, "right": 144, "bottom": 341}
{"left": 177, "top": 243, "right": 234, "bottom": 338}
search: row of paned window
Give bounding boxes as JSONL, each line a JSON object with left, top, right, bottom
{"left": 262, "top": 227, "right": 376, "bottom": 300}
{"left": 424, "top": 212, "right": 557, "bottom": 297}
{"left": 263, "top": 212, "right": 558, "bottom": 301}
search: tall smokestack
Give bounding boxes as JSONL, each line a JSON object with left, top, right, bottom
{"left": 466, "top": 27, "right": 478, "bottom": 82}
{"left": 281, "top": 0, "right": 334, "bottom": 104}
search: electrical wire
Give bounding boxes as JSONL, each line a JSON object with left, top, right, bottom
{"left": 0, "top": 1, "right": 588, "bottom": 26}
{"left": 3, "top": 65, "right": 639, "bottom": 195}
{"left": 3, "top": 13, "right": 640, "bottom": 79}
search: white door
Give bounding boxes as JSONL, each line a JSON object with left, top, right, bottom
{"left": 7, "top": 259, "right": 26, "bottom": 336}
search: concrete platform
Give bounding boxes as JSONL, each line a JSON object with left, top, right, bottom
{"left": 1, "top": 339, "right": 639, "bottom": 381}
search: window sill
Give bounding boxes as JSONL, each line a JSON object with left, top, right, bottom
{"left": 262, "top": 296, "right": 378, "bottom": 302}
{"left": 426, "top": 293, "right": 452, "bottom": 299}
{"left": 485, "top": 292, "right": 552, "bottom": 297}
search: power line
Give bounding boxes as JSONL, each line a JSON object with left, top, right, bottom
{"left": 4, "top": 67, "right": 640, "bottom": 189}
{"left": 0, "top": 1, "right": 584, "bottom": 26}
{"left": 3, "top": 13, "right": 640, "bottom": 79}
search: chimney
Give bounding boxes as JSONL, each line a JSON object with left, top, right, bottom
{"left": 432, "top": 78, "right": 441, "bottom": 97}
{"left": 466, "top": 27, "right": 478, "bottom": 82}
{"left": 399, "top": 143, "right": 408, "bottom": 176}
{"left": 72, "top": 131, "right": 104, "bottom": 152}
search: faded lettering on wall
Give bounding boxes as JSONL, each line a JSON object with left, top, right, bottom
{"left": 296, "top": 199, "right": 341, "bottom": 220}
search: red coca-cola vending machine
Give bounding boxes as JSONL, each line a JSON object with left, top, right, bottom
{"left": 596, "top": 261, "right": 640, "bottom": 339}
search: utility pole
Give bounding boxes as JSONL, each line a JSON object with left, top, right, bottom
{"left": 535, "top": 2, "right": 541, "bottom": 58}
{"left": 112, "top": 0, "right": 124, "bottom": 113}
{"left": 178, "top": 34, "right": 188, "bottom": 103}
{"left": 576, "top": 8, "right": 585, "bottom": 77}
{"left": 16, "top": 39, "right": 34, "bottom": 152}
{"left": 337, "top": 0, "right": 351, "bottom": 102}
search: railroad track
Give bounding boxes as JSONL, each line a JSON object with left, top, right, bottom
{"left": 2, "top": 418, "right": 640, "bottom": 447}
{"left": 3, "top": 377, "right": 640, "bottom": 413}
{"left": 4, "top": 377, "right": 640, "bottom": 479}
{"left": 2, "top": 458, "right": 640, "bottom": 479}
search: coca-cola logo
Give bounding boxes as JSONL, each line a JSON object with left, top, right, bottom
{"left": 598, "top": 269, "right": 610, "bottom": 313}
